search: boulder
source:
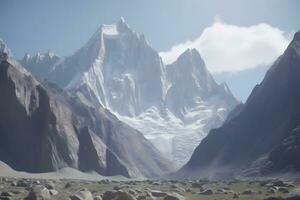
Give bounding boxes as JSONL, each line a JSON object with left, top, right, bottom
{"left": 199, "top": 189, "right": 213, "bottom": 195}
{"left": 278, "top": 187, "right": 289, "bottom": 193}
{"left": 242, "top": 189, "right": 255, "bottom": 195}
{"left": 273, "top": 181, "right": 285, "bottom": 187}
{"left": 264, "top": 197, "right": 283, "bottom": 200}
{"left": 44, "top": 182, "right": 55, "bottom": 190}
{"left": 163, "top": 193, "right": 185, "bottom": 200}
{"left": 24, "top": 185, "right": 51, "bottom": 200}
{"left": 103, "top": 191, "right": 117, "bottom": 200}
{"left": 285, "top": 188, "right": 300, "bottom": 200}
{"left": 113, "top": 191, "right": 136, "bottom": 200}
{"left": 0, "top": 192, "right": 13, "bottom": 197}
{"left": 233, "top": 193, "right": 239, "bottom": 198}
{"left": 94, "top": 196, "right": 102, "bottom": 200}
{"left": 151, "top": 190, "right": 168, "bottom": 197}
{"left": 70, "top": 188, "right": 93, "bottom": 200}
{"left": 16, "top": 180, "right": 30, "bottom": 188}
{"left": 49, "top": 189, "right": 58, "bottom": 196}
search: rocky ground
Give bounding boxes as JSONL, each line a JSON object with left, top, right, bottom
{"left": 0, "top": 176, "right": 300, "bottom": 200}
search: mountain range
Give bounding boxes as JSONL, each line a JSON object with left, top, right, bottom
{"left": 0, "top": 39, "right": 173, "bottom": 178}
{"left": 3, "top": 18, "right": 299, "bottom": 179}
{"left": 20, "top": 18, "right": 238, "bottom": 166}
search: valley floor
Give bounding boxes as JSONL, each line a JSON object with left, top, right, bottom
{"left": 0, "top": 174, "right": 299, "bottom": 200}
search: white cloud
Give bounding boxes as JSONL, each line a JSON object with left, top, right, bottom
{"left": 160, "top": 20, "right": 291, "bottom": 73}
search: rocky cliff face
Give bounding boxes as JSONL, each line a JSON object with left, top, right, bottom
{"left": 0, "top": 56, "right": 173, "bottom": 178}
{"left": 175, "top": 31, "right": 300, "bottom": 178}
{"left": 260, "top": 126, "right": 300, "bottom": 174}
{"left": 0, "top": 59, "right": 78, "bottom": 173}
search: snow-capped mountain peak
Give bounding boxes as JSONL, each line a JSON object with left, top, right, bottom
{"left": 22, "top": 19, "right": 238, "bottom": 167}
{"left": 0, "top": 38, "right": 12, "bottom": 56}
{"left": 116, "top": 17, "right": 130, "bottom": 32}
{"left": 165, "top": 48, "right": 221, "bottom": 117}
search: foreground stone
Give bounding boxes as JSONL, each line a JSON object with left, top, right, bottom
{"left": 103, "top": 191, "right": 136, "bottom": 200}
{"left": 151, "top": 190, "right": 168, "bottom": 197}
{"left": 70, "top": 188, "right": 93, "bottom": 200}
{"left": 200, "top": 189, "right": 213, "bottom": 195}
{"left": 163, "top": 192, "right": 185, "bottom": 200}
{"left": 24, "top": 185, "right": 51, "bottom": 200}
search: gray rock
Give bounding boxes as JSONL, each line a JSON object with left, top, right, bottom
{"left": 233, "top": 193, "right": 239, "bottom": 198}
{"left": 128, "top": 190, "right": 136, "bottom": 195}
{"left": 242, "top": 189, "right": 255, "bottom": 195}
{"left": 16, "top": 180, "right": 30, "bottom": 188}
{"left": 33, "top": 181, "right": 41, "bottom": 185}
{"left": 65, "top": 182, "right": 73, "bottom": 188}
{"left": 44, "top": 182, "right": 55, "bottom": 190}
{"left": 113, "top": 191, "right": 137, "bottom": 200}
{"left": 199, "top": 189, "right": 213, "bottom": 195}
{"left": 278, "top": 187, "right": 289, "bottom": 193}
{"left": 185, "top": 188, "right": 192, "bottom": 193}
{"left": 0, "top": 196, "right": 12, "bottom": 200}
{"left": 113, "top": 185, "right": 129, "bottom": 191}
{"left": 0, "top": 192, "right": 13, "bottom": 197}
{"left": 103, "top": 191, "right": 117, "bottom": 200}
{"left": 136, "top": 196, "right": 146, "bottom": 200}
{"left": 191, "top": 183, "right": 203, "bottom": 188}
{"left": 268, "top": 188, "right": 277, "bottom": 194}
{"left": 264, "top": 197, "right": 283, "bottom": 200}
{"left": 24, "top": 185, "right": 51, "bottom": 200}
{"left": 10, "top": 181, "right": 17, "bottom": 187}
{"left": 163, "top": 193, "right": 185, "bottom": 200}
{"left": 70, "top": 188, "right": 93, "bottom": 200}
{"left": 94, "top": 196, "right": 102, "bottom": 200}
{"left": 49, "top": 189, "right": 58, "bottom": 196}
{"left": 285, "top": 188, "right": 300, "bottom": 200}
{"left": 273, "top": 181, "right": 285, "bottom": 187}
{"left": 151, "top": 190, "right": 168, "bottom": 197}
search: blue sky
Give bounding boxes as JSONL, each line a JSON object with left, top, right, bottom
{"left": 0, "top": 0, "right": 299, "bottom": 101}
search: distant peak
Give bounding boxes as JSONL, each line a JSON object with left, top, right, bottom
{"left": 22, "top": 51, "right": 58, "bottom": 62}
{"left": 191, "top": 48, "right": 199, "bottom": 54}
{"left": 181, "top": 48, "right": 193, "bottom": 57}
{"left": 118, "top": 17, "right": 125, "bottom": 24}
{"left": 98, "top": 17, "right": 131, "bottom": 36}
{"left": 22, "top": 53, "right": 31, "bottom": 61}
{"left": 179, "top": 48, "right": 203, "bottom": 62}
{"left": 286, "top": 30, "right": 300, "bottom": 56}
{"left": 116, "top": 17, "right": 129, "bottom": 32}
{"left": 0, "top": 38, "right": 12, "bottom": 56}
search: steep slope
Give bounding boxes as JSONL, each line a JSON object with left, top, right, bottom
{"left": 0, "top": 54, "right": 173, "bottom": 178}
{"left": 23, "top": 19, "right": 238, "bottom": 167}
{"left": 260, "top": 125, "right": 300, "bottom": 174}
{"left": 45, "top": 18, "right": 167, "bottom": 117}
{"left": 176, "top": 31, "right": 300, "bottom": 178}
{"left": 0, "top": 58, "right": 80, "bottom": 173}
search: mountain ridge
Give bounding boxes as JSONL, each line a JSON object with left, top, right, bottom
{"left": 20, "top": 19, "right": 239, "bottom": 166}
{"left": 174, "top": 30, "right": 300, "bottom": 178}
{"left": 0, "top": 49, "right": 174, "bottom": 178}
